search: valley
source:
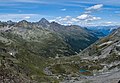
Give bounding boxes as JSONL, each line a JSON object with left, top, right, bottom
{"left": 0, "top": 19, "right": 120, "bottom": 83}
{"left": 0, "top": 0, "right": 120, "bottom": 83}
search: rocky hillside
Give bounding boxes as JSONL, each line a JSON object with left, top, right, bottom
{"left": 0, "top": 19, "right": 102, "bottom": 82}
{"left": 0, "top": 19, "right": 119, "bottom": 82}
{"left": 38, "top": 18, "right": 99, "bottom": 52}
{"left": 47, "top": 27, "right": 120, "bottom": 83}
{"left": 0, "top": 20, "right": 75, "bottom": 58}
{"left": 78, "top": 27, "right": 120, "bottom": 76}
{"left": 0, "top": 19, "right": 99, "bottom": 57}
{"left": 0, "top": 34, "right": 59, "bottom": 83}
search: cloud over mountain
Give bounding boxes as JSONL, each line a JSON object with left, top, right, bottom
{"left": 52, "top": 4, "right": 103, "bottom": 26}
{"left": 86, "top": 4, "right": 103, "bottom": 11}
{"left": 52, "top": 14, "right": 101, "bottom": 26}
{"left": 77, "top": 14, "right": 101, "bottom": 21}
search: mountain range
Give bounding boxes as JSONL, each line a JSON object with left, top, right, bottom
{"left": 0, "top": 18, "right": 119, "bottom": 83}
{"left": 0, "top": 18, "right": 101, "bottom": 56}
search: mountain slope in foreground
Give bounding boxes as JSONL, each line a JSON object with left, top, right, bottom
{"left": 74, "top": 27, "right": 120, "bottom": 83}
{"left": 49, "top": 27, "right": 120, "bottom": 83}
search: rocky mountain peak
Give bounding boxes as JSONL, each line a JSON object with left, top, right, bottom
{"left": 50, "top": 21, "right": 60, "bottom": 25}
{"left": 16, "top": 20, "right": 31, "bottom": 27}
{"left": 39, "top": 18, "right": 49, "bottom": 24}
{"left": 18, "top": 20, "right": 29, "bottom": 24}
{"left": 6, "top": 20, "right": 15, "bottom": 25}
{"left": 37, "top": 18, "right": 50, "bottom": 28}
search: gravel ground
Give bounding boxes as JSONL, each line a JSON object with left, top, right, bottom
{"left": 62, "top": 70, "right": 120, "bottom": 83}
{"left": 85, "top": 71, "right": 120, "bottom": 83}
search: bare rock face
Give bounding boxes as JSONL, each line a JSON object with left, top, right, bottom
{"left": 78, "top": 27, "right": 120, "bottom": 73}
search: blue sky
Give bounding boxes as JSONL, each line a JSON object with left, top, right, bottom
{"left": 0, "top": 0, "right": 120, "bottom": 26}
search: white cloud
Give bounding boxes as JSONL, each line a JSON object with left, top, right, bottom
{"left": 86, "top": 4, "right": 103, "bottom": 11}
{"left": 77, "top": 14, "right": 101, "bottom": 22}
{"left": 52, "top": 14, "right": 101, "bottom": 26}
{"left": 71, "top": 18, "right": 79, "bottom": 22}
{"left": 77, "top": 14, "right": 88, "bottom": 20}
{"left": 61, "top": 8, "right": 66, "bottom": 11}
{"left": 62, "top": 16, "right": 71, "bottom": 21}
{"left": 52, "top": 16, "right": 73, "bottom": 25}
{"left": 50, "top": 4, "right": 104, "bottom": 26}
{"left": 106, "top": 22, "right": 112, "bottom": 24}
{"left": 83, "top": 4, "right": 104, "bottom": 14}
{"left": 24, "top": 16, "right": 31, "bottom": 19}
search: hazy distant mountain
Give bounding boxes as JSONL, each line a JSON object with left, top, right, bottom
{"left": 87, "top": 26, "right": 119, "bottom": 35}
{"left": 83, "top": 27, "right": 106, "bottom": 38}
